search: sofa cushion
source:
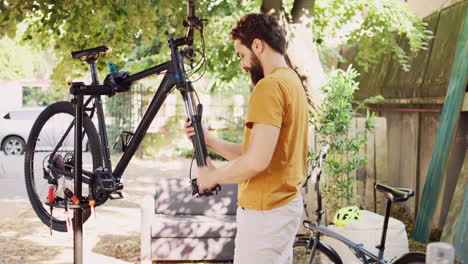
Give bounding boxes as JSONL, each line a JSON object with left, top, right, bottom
{"left": 151, "top": 237, "right": 235, "bottom": 261}
{"left": 154, "top": 178, "right": 238, "bottom": 216}
{"left": 151, "top": 214, "right": 237, "bottom": 238}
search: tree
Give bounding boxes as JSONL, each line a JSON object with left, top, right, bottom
{"left": 0, "top": 36, "right": 51, "bottom": 80}
{"left": 0, "top": 0, "right": 258, "bottom": 96}
{"left": 260, "top": 0, "right": 431, "bottom": 110}
{"left": 0, "top": 0, "right": 431, "bottom": 104}
{"left": 261, "top": 0, "right": 326, "bottom": 110}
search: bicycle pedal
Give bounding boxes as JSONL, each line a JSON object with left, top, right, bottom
{"left": 109, "top": 191, "right": 124, "bottom": 200}
{"left": 115, "top": 183, "right": 124, "bottom": 191}
{"left": 94, "top": 168, "right": 116, "bottom": 191}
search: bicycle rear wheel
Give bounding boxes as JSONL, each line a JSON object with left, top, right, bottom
{"left": 24, "top": 101, "right": 103, "bottom": 232}
{"left": 392, "top": 252, "right": 426, "bottom": 264}
{"left": 293, "top": 236, "right": 342, "bottom": 264}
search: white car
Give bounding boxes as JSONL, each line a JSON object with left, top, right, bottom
{"left": 0, "top": 107, "right": 93, "bottom": 155}
{"left": 0, "top": 108, "right": 44, "bottom": 155}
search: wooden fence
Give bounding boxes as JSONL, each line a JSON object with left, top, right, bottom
{"left": 304, "top": 117, "right": 390, "bottom": 217}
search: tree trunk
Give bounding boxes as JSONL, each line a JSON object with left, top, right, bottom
{"left": 261, "top": 0, "right": 326, "bottom": 112}
{"left": 261, "top": 0, "right": 326, "bottom": 235}
{"left": 291, "top": 0, "right": 315, "bottom": 25}
{"left": 261, "top": 0, "right": 284, "bottom": 16}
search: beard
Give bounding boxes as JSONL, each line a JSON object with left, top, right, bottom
{"left": 247, "top": 53, "right": 264, "bottom": 86}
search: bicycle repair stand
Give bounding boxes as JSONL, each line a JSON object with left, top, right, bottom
{"left": 72, "top": 93, "right": 85, "bottom": 264}
{"left": 69, "top": 54, "right": 101, "bottom": 264}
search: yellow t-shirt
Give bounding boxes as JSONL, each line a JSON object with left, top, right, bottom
{"left": 238, "top": 67, "right": 309, "bottom": 210}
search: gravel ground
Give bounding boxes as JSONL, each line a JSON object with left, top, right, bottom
{"left": 0, "top": 154, "right": 227, "bottom": 264}
{"left": 1, "top": 153, "right": 435, "bottom": 264}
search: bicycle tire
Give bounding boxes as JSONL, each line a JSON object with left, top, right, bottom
{"left": 24, "top": 101, "right": 103, "bottom": 232}
{"left": 392, "top": 252, "right": 426, "bottom": 264}
{"left": 293, "top": 236, "right": 343, "bottom": 264}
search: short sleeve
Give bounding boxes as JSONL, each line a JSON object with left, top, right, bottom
{"left": 245, "top": 78, "right": 287, "bottom": 129}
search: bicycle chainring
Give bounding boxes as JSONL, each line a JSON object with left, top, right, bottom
{"left": 89, "top": 176, "right": 110, "bottom": 206}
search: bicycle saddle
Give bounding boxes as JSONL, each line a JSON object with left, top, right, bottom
{"left": 71, "top": 46, "right": 109, "bottom": 59}
{"left": 375, "top": 183, "right": 414, "bottom": 202}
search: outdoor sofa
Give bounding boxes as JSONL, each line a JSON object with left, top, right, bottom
{"left": 141, "top": 178, "right": 238, "bottom": 263}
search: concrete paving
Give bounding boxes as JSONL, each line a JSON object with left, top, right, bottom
{"left": 0, "top": 153, "right": 221, "bottom": 264}
{"left": 0, "top": 153, "right": 29, "bottom": 223}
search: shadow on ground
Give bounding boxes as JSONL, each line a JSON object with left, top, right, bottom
{"left": 93, "top": 233, "right": 140, "bottom": 263}
{"left": 0, "top": 211, "right": 64, "bottom": 264}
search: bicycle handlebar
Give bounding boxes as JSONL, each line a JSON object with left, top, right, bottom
{"left": 183, "top": 0, "right": 196, "bottom": 46}
{"left": 317, "top": 145, "right": 329, "bottom": 168}
{"left": 187, "top": 0, "right": 195, "bottom": 18}
{"left": 182, "top": 0, "right": 207, "bottom": 47}
{"left": 302, "top": 145, "right": 329, "bottom": 190}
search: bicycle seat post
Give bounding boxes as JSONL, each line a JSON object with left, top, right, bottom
{"left": 376, "top": 198, "right": 393, "bottom": 260}
{"left": 86, "top": 56, "right": 99, "bottom": 85}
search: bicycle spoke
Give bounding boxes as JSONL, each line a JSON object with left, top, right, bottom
{"left": 25, "top": 102, "right": 102, "bottom": 233}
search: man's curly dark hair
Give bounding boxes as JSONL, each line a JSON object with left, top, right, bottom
{"left": 230, "top": 13, "right": 286, "bottom": 55}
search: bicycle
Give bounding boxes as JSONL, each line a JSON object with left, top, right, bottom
{"left": 293, "top": 146, "right": 426, "bottom": 264}
{"left": 24, "top": 0, "right": 220, "bottom": 232}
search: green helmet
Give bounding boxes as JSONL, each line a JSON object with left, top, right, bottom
{"left": 333, "top": 206, "right": 361, "bottom": 227}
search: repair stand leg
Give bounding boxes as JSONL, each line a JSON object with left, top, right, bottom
{"left": 74, "top": 94, "right": 83, "bottom": 264}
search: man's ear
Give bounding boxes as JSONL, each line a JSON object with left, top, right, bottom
{"left": 251, "top": 38, "right": 264, "bottom": 55}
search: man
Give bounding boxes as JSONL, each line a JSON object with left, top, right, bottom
{"left": 184, "top": 13, "right": 309, "bottom": 264}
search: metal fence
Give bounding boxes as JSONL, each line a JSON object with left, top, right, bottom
{"left": 102, "top": 83, "right": 247, "bottom": 158}
{"left": 103, "top": 83, "right": 146, "bottom": 157}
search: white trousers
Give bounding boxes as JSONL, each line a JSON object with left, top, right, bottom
{"left": 234, "top": 194, "right": 303, "bottom": 264}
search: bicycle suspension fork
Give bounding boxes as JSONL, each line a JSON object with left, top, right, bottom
{"left": 180, "top": 82, "right": 207, "bottom": 167}
{"left": 178, "top": 82, "right": 221, "bottom": 197}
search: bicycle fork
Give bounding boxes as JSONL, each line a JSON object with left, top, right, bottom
{"left": 180, "top": 81, "right": 207, "bottom": 167}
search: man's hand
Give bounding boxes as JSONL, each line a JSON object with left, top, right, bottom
{"left": 197, "top": 157, "right": 218, "bottom": 191}
{"left": 184, "top": 118, "right": 211, "bottom": 146}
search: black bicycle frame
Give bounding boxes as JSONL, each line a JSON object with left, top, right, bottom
{"left": 66, "top": 2, "right": 205, "bottom": 263}
{"left": 111, "top": 61, "right": 174, "bottom": 180}
{"left": 68, "top": 37, "right": 208, "bottom": 184}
